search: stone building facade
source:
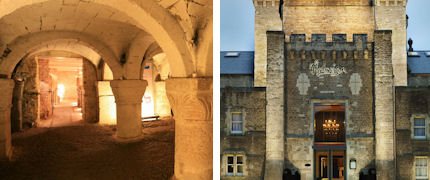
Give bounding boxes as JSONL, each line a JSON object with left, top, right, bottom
{"left": 221, "top": 0, "right": 430, "bottom": 179}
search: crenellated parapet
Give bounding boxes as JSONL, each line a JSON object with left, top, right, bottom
{"left": 286, "top": 34, "right": 371, "bottom": 61}
{"left": 253, "top": 0, "right": 281, "bottom": 7}
{"left": 375, "top": 0, "right": 407, "bottom": 6}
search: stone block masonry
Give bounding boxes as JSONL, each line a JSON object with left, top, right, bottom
{"left": 374, "top": 30, "right": 395, "bottom": 180}
{"left": 265, "top": 31, "right": 285, "bottom": 180}
{"left": 253, "top": 0, "right": 282, "bottom": 87}
{"left": 375, "top": 0, "right": 407, "bottom": 86}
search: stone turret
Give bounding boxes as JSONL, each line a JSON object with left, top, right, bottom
{"left": 375, "top": 0, "right": 408, "bottom": 86}
{"left": 253, "top": 0, "right": 282, "bottom": 87}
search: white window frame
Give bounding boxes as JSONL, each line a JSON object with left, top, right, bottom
{"left": 411, "top": 115, "right": 429, "bottom": 140}
{"left": 415, "top": 156, "right": 428, "bottom": 180}
{"left": 230, "top": 112, "right": 243, "bottom": 134}
{"left": 225, "top": 107, "right": 246, "bottom": 135}
{"left": 224, "top": 154, "right": 246, "bottom": 177}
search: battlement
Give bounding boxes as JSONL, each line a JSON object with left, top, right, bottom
{"left": 286, "top": 34, "right": 371, "bottom": 60}
{"left": 253, "top": 0, "right": 281, "bottom": 7}
{"left": 375, "top": 0, "right": 407, "bottom": 6}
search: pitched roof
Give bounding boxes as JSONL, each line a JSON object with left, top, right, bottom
{"left": 408, "top": 51, "right": 430, "bottom": 74}
{"left": 220, "top": 51, "right": 254, "bottom": 74}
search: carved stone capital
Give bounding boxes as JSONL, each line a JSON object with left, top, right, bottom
{"left": 110, "top": 80, "right": 147, "bottom": 104}
{"left": 166, "top": 78, "right": 212, "bottom": 122}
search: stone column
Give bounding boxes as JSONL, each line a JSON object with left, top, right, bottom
{"left": 374, "top": 30, "right": 395, "bottom": 180}
{"left": 110, "top": 80, "right": 147, "bottom": 141}
{"left": 166, "top": 78, "right": 212, "bottom": 180}
{"left": 0, "top": 78, "right": 14, "bottom": 160}
{"left": 265, "top": 31, "right": 285, "bottom": 179}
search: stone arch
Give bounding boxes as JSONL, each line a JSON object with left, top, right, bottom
{"left": 0, "top": 31, "right": 122, "bottom": 79}
{"left": 0, "top": 0, "right": 194, "bottom": 78}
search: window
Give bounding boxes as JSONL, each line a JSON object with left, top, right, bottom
{"left": 314, "top": 103, "right": 346, "bottom": 143}
{"left": 416, "top": 157, "right": 428, "bottom": 180}
{"left": 226, "top": 155, "right": 244, "bottom": 176}
{"left": 414, "top": 118, "right": 426, "bottom": 139}
{"left": 231, "top": 112, "right": 243, "bottom": 134}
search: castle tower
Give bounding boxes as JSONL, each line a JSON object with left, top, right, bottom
{"left": 253, "top": 0, "right": 282, "bottom": 87}
{"left": 375, "top": 0, "right": 408, "bottom": 86}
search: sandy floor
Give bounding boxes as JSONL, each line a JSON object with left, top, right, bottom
{"left": 0, "top": 118, "right": 175, "bottom": 180}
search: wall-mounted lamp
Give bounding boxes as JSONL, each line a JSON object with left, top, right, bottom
{"left": 350, "top": 159, "right": 357, "bottom": 170}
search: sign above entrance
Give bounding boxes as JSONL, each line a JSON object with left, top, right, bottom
{"left": 309, "top": 60, "right": 347, "bottom": 77}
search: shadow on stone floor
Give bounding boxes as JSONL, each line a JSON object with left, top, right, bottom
{"left": 0, "top": 119, "right": 174, "bottom": 180}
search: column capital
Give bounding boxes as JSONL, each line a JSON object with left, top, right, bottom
{"left": 166, "top": 78, "right": 212, "bottom": 121}
{"left": 110, "top": 80, "right": 147, "bottom": 104}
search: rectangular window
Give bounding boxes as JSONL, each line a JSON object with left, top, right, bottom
{"left": 226, "top": 155, "right": 244, "bottom": 176}
{"left": 314, "top": 103, "right": 346, "bottom": 143}
{"left": 231, "top": 112, "right": 243, "bottom": 134}
{"left": 416, "top": 157, "right": 428, "bottom": 180}
{"left": 414, "top": 118, "right": 426, "bottom": 139}
{"left": 227, "top": 156, "right": 234, "bottom": 176}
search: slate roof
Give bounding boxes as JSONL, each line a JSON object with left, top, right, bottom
{"left": 220, "top": 51, "right": 254, "bottom": 75}
{"left": 408, "top": 51, "right": 430, "bottom": 74}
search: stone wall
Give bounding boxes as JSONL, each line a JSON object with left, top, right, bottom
{"left": 83, "top": 59, "right": 99, "bottom": 123}
{"left": 395, "top": 88, "right": 430, "bottom": 180}
{"left": 253, "top": 0, "right": 282, "bottom": 87}
{"left": 13, "top": 57, "right": 40, "bottom": 127}
{"left": 220, "top": 88, "right": 266, "bottom": 180}
{"left": 153, "top": 81, "right": 171, "bottom": 117}
{"left": 375, "top": 0, "right": 407, "bottom": 86}
{"left": 283, "top": 1, "right": 375, "bottom": 42}
{"left": 220, "top": 75, "right": 254, "bottom": 88}
{"left": 374, "top": 30, "right": 395, "bottom": 180}
{"left": 285, "top": 33, "right": 375, "bottom": 179}
{"left": 38, "top": 58, "right": 53, "bottom": 120}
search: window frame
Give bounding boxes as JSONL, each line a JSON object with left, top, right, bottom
{"left": 226, "top": 107, "right": 246, "bottom": 135}
{"left": 415, "top": 156, "right": 428, "bottom": 180}
{"left": 223, "top": 153, "right": 246, "bottom": 177}
{"left": 230, "top": 112, "right": 243, "bottom": 134}
{"left": 411, "top": 114, "right": 429, "bottom": 140}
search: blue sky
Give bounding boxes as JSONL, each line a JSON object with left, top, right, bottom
{"left": 221, "top": 0, "right": 430, "bottom": 51}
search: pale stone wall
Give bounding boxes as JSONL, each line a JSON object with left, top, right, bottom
{"left": 285, "top": 138, "right": 313, "bottom": 180}
{"left": 374, "top": 30, "right": 395, "bottom": 180}
{"left": 253, "top": 0, "right": 282, "bottom": 87}
{"left": 375, "top": 0, "right": 407, "bottom": 86}
{"left": 153, "top": 81, "right": 171, "bottom": 117}
{"left": 98, "top": 81, "right": 116, "bottom": 124}
{"left": 283, "top": 2, "right": 375, "bottom": 42}
{"left": 265, "top": 31, "right": 285, "bottom": 179}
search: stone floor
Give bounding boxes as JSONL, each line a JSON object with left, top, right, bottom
{"left": 0, "top": 116, "right": 175, "bottom": 180}
{"left": 39, "top": 102, "right": 83, "bottom": 128}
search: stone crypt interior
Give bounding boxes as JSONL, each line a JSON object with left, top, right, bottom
{"left": 0, "top": 0, "right": 213, "bottom": 179}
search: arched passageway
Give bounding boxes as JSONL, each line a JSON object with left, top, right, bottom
{"left": 0, "top": 0, "right": 212, "bottom": 179}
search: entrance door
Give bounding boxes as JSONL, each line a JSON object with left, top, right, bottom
{"left": 315, "top": 150, "right": 345, "bottom": 180}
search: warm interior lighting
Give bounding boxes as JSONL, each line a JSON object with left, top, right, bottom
{"left": 322, "top": 119, "right": 340, "bottom": 135}
{"left": 57, "top": 84, "right": 65, "bottom": 102}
